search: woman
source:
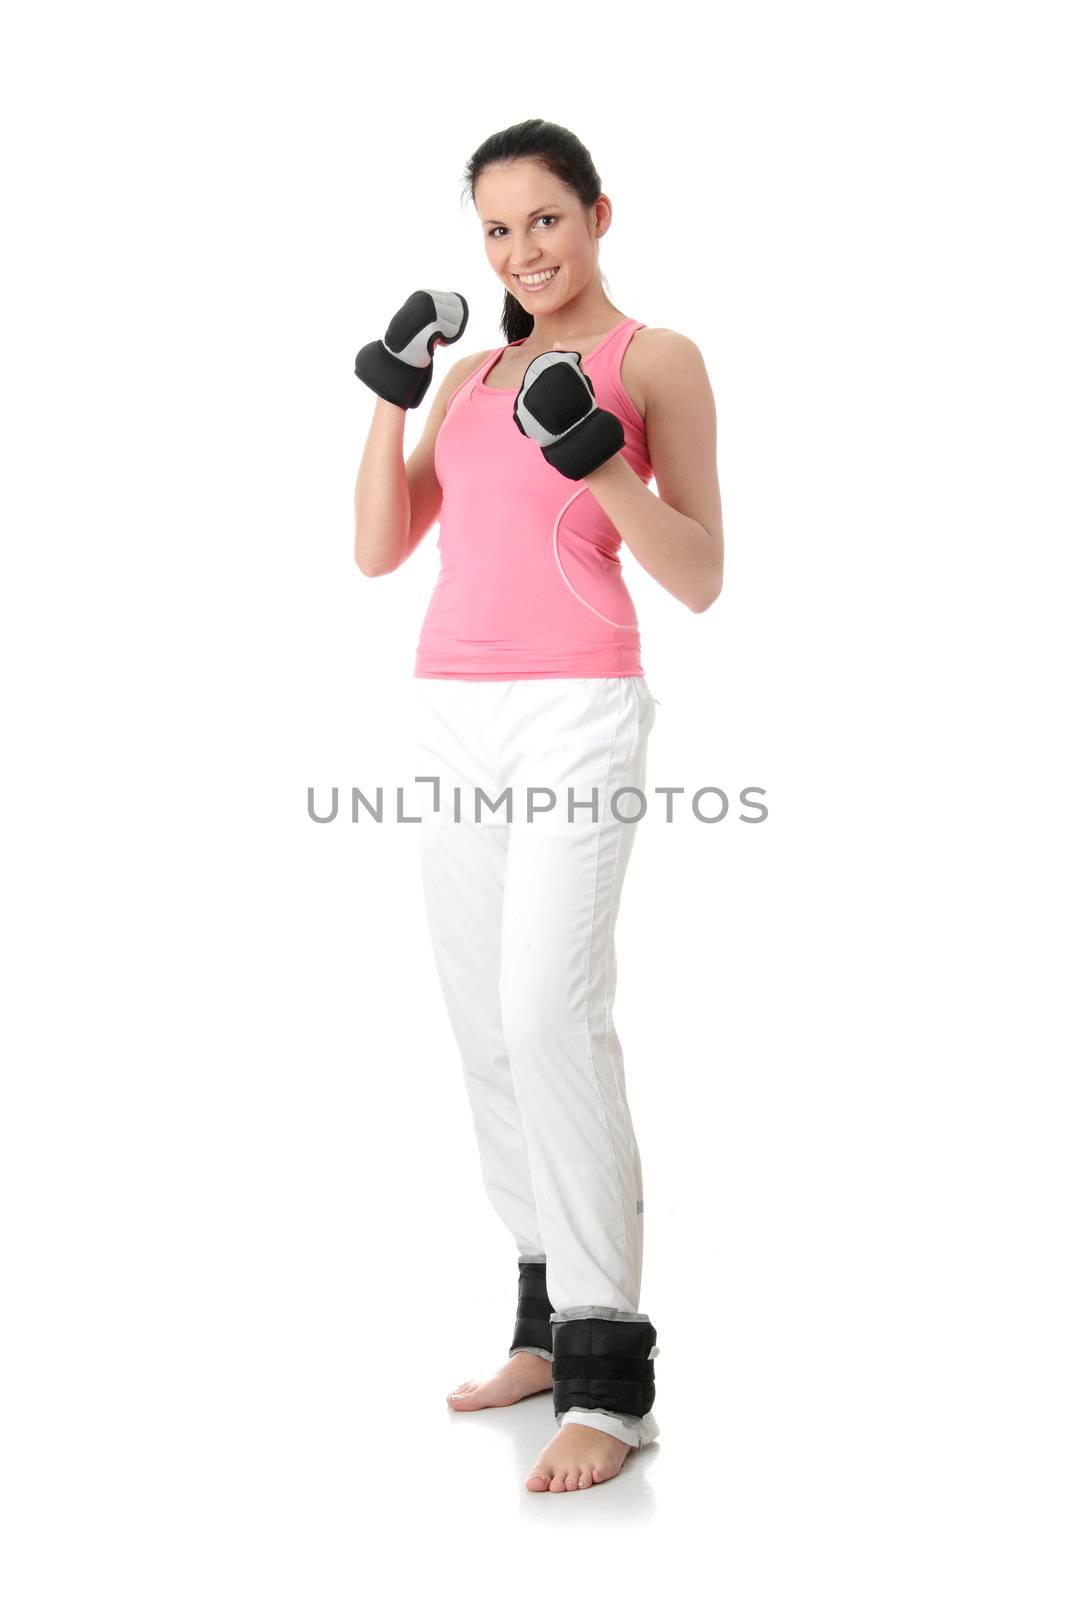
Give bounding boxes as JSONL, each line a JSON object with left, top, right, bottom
{"left": 354, "top": 119, "right": 723, "bottom": 1492}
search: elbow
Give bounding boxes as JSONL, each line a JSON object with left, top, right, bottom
{"left": 354, "top": 533, "right": 398, "bottom": 578}
{"left": 689, "top": 572, "right": 723, "bottom": 613}
{"left": 687, "top": 524, "right": 723, "bottom": 612}
{"left": 355, "top": 551, "right": 388, "bottom": 577}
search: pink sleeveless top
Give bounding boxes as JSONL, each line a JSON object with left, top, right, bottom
{"left": 414, "top": 315, "right": 652, "bottom": 678}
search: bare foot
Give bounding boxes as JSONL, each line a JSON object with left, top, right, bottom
{"left": 525, "top": 1422, "right": 632, "bottom": 1491}
{"left": 446, "top": 1351, "right": 553, "bottom": 1411}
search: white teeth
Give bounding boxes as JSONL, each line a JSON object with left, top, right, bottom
{"left": 517, "top": 267, "right": 558, "bottom": 285}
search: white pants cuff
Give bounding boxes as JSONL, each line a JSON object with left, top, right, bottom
{"left": 556, "top": 1407, "right": 661, "bottom": 1450}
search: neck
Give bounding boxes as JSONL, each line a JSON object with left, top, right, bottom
{"left": 522, "top": 280, "right": 623, "bottom": 348}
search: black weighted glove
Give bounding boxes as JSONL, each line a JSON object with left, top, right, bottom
{"left": 512, "top": 349, "right": 625, "bottom": 480}
{"left": 355, "top": 289, "right": 469, "bottom": 409}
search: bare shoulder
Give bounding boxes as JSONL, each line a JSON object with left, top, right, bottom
{"left": 440, "top": 346, "right": 493, "bottom": 400}
{"left": 620, "top": 327, "right": 711, "bottom": 420}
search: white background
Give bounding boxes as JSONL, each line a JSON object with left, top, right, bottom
{"left": 2, "top": 1, "right": 1064, "bottom": 1594}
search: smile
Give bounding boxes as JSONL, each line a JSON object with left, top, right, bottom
{"left": 514, "top": 266, "right": 560, "bottom": 289}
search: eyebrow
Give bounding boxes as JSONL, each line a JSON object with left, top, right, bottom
{"left": 483, "top": 204, "right": 562, "bottom": 226}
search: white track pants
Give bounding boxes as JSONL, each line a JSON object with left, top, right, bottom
{"left": 413, "top": 675, "right": 661, "bottom": 1449}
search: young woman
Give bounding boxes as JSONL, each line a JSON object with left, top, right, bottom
{"left": 354, "top": 119, "right": 723, "bottom": 1492}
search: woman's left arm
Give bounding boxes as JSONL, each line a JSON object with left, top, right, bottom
{"left": 582, "top": 330, "right": 724, "bottom": 613}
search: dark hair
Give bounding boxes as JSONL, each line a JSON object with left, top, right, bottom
{"left": 463, "top": 118, "right": 610, "bottom": 343}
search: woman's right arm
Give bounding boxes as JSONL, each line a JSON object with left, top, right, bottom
{"left": 354, "top": 350, "right": 488, "bottom": 576}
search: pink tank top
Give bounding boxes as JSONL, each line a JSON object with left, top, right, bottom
{"left": 414, "top": 315, "right": 652, "bottom": 678}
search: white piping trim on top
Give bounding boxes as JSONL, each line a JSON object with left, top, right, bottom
{"left": 552, "top": 484, "right": 639, "bottom": 631}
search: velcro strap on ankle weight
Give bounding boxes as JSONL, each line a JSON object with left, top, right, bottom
{"left": 551, "top": 1354, "right": 652, "bottom": 1382}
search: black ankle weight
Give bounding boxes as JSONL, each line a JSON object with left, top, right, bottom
{"left": 509, "top": 1259, "right": 555, "bottom": 1359}
{"left": 551, "top": 1315, "right": 657, "bottom": 1418}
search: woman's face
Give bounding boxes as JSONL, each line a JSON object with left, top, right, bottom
{"left": 475, "top": 159, "right": 605, "bottom": 310}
